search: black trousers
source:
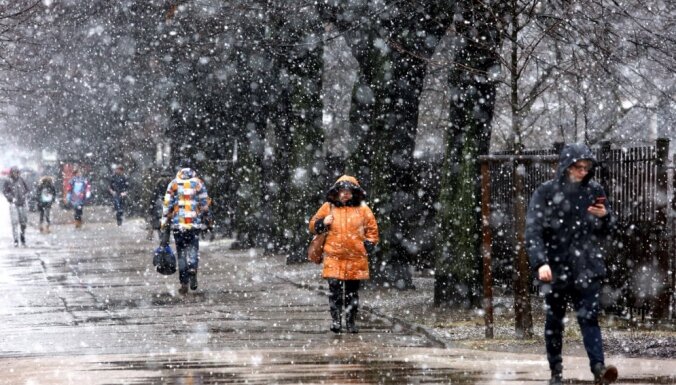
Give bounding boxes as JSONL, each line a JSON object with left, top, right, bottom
{"left": 544, "top": 280, "right": 605, "bottom": 373}
{"left": 73, "top": 204, "right": 83, "bottom": 221}
{"left": 328, "top": 279, "right": 360, "bottom": 318}
{"left": 38, "top": 205, "right": 51, "bottom": 225}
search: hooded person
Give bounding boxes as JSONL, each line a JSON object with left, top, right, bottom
{"left": 309, "top": 175, "right": 379, "bottom": 333}
{"left": 160, "top": 166, "right": 209, "bottom": 295}
{"left": 36, "top": 176, "right": 56, "bottom": 233}
{"left": 526, "top": 143, "right": 618, "bottom": 385}
{"left": 3, "top": 167, "right": 29, "bottom": 246}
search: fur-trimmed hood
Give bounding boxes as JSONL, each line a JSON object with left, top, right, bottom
{"left": 326, "top": 175, "right": 367, "bottom": 207}
{"left": 39, "top": 176, "right": 55, "bottom": 186}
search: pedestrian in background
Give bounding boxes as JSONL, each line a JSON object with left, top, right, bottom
{"left": 109, "top": 165, "right": 129, "bottom": 226}
{"left": 65, "top": 168, "right": 91, "bottom": 229}
{"left": 161, "top": 166, "right": 209, "bottom": 295}
{"left": 309, "top": 175, "right": 379, "bottom": 334}
{"left": 146, "top": 170, "right": 173, "bottom": 241}
{"left": 36, "top": 176, "right": 56, "bottom": 233}
{"left": 526, "top": 143, "right": 618, "bottom": 385}
{"left": 3, "top": 167, "right": 29, "bottom": 247}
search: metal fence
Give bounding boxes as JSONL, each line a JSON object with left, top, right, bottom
{"left": 479, "top": 140, "right": 674, "bottom": 337}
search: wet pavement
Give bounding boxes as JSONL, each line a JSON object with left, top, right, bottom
{"left": 0, "top": 201, "right": 674, "bottom": 384}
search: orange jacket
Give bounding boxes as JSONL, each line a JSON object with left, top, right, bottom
{"left": 309, "top": 176, "right": 379, "bottom": 280}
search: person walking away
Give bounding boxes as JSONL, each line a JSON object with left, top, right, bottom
{"left": 146, "top": 170, "right": 173, "bottom": 240}
{"left": 65, "top": 168, "right": 91, "bottom": 228}
{"left": 160, "top": 166, "right": 209, "bottom": 295}
{"left": 36, "top": 176, "right": 56, "bottom": 233}
{"left": 3, "top": 167, "right": 29, "bottom": 246}
{"left": 109, "top": 165, "right": 129, "bottom": 226}
{"left": 200, "top": 197, "right": 215, "bottom": 241}
{"left": 309, "top": 175, "right": 379, "bottom": 333}
{"left": 526, "top": 143, "right": 618, "bottom": 385}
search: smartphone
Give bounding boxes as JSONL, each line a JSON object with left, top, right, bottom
{"left": 595, "top": 196, "right": 606, "bottom": 205}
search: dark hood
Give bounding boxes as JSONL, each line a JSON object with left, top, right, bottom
{"left": 326, "top": 175, "right": 367, "bottom": 207}
{"left": 556, "top": 143, "right": 598, "bottom": 185}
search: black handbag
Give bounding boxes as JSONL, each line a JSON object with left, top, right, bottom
{"left": 153, "top": 245, "right": 176, "bottom": 275}
{"left": 153, "top": 227, "right": 176, "bottom": 276}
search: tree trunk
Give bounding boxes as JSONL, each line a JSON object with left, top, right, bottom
{"left": 283, "top": 45, "right": 325, "bottom": 264}
{"left": 434, "top": 1, "right": 505, "bottom": 306}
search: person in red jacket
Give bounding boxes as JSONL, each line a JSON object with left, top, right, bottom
{"left": 309, "top": 175, "right": 379, "bottom": 333}
{"left": 65, "top": 168, "right": 91, "bottom": 228}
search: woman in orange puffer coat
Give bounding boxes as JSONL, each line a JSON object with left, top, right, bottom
{"left": 309, "top": 175, "right": 379, "bottom": 333}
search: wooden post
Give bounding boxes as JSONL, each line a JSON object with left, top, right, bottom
{"left": 654, "top": 138, "right": 670, "bottom": 319}
{"left": 481, "top": 160, "right": 494, "bottom": 338}
{"left": 513, "top": 159, "right": 533, "bottom": 338}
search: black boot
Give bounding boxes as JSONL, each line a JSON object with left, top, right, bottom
{"left": 549, "top": 372, "right": 562, "bottom": 385}
{"left": 549, "top": 362, "right": 563, "bottom": 385}
{"left": 344, "top": 281, "right": 360, "bottom": 333}
{"left": 189, "top": 269, "right": 198, "bottom": 290}
{"left": 346, "top": 308, "right": 359, "bottom": 333}
{"left": 328, "top": 279, "right": 343, "bottom": 333}
{"left": 330, "top": 309, "right": 341, "bottom": 333}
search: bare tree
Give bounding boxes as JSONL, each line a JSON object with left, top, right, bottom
{"left": 491, "top": 0, "right": 676, "bottom": 150}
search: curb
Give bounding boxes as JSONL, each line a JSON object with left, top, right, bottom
{"left": 276, "top": 275, "right": 450, "bottom": 348}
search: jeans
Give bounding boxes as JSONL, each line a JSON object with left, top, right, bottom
{"left": 9, "top": 203, "right": 27, "bottom": 243}
{"left": 113, "top": 196, "right": 124, "bottom": 224}
{"left": 544, "top": 280, "right": 605, "bottom": 373}
{"left": 173, "top": 229, "right": 200, "bottom": 284}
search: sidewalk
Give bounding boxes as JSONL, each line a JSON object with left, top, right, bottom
{"left": 277, "top": 252, "right": 676, "bottom": 360}
{"left": 0, "top": 200, "right": 674, "bottom": 385}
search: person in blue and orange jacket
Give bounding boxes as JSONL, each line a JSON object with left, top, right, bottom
{"left": 161, "top": 166, "right": 209, "bottom": 295}
{"left": 65, "top": 168, "right": 91, "bottom": 229}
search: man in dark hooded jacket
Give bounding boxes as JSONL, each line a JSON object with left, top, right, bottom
{"left": 526, "top": 143, "right": 618, "bottom": 385}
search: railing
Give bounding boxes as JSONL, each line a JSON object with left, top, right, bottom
{"left": 479, "top": 139, "right": 674, "bottom": 338}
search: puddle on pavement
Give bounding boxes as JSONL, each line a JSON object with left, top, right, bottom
{"left": 99, "top": 356, "right": 481, "bottom": 384}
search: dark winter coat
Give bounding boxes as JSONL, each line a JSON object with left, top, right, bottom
{"left": 525, "top": 143, "right": 615, "bottom": 288}
{"left": 36, "top": 177, "right": 56, "bottom": 208}
{"left": 109, "top": 174, "right": 129, "bottom": 195}
{"left": 3, "top": 176, "right": 30, "bottom": 206}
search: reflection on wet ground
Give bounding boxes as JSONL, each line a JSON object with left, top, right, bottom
{"left": 1, "top": 206, "right": 675, "bottom": 384}
{"left": 98, "top": 352, "right": 480, "bottom": 385}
